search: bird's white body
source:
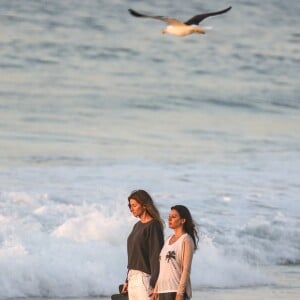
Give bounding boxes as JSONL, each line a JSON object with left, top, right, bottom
{"left": 162, "top": 24, "right": 205, "bottom": 36}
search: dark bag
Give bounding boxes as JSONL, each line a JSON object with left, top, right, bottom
{"left": 111, "top": 284, "right": 128, "bottom": 300}
{"left": 111, "top": 294, "right": 128, "bottom": 300}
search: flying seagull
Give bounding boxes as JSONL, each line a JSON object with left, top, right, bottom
{"left": 128, "top": 6, "right": 232, "bottom": 37}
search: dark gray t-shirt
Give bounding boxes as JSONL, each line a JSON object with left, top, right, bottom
{"left": 127, "top": 219, "right": 164, "bottom": 287}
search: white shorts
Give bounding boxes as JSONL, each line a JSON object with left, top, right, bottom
{"left": 128, "top": 269, "right": 152, "bottom": 300}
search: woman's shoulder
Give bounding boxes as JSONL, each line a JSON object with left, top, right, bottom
{"left": 147, "top": 219, "right": 162, "bottom": 228}
{"left": 145, "top": 219, "right": 164, "bottom": 235}
{"left": 182, "top": 233, "right": 194, "bottom": 245}
{"left": 138, "top": 219, "right": 160, "bottom": 228}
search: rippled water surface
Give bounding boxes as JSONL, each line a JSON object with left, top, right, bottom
{"left": 0, "top": 0, "right": 299, "bottom": 298}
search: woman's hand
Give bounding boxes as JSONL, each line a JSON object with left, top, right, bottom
{"left": 175, "top": 294, "right": 184, "bottom": 300}
{"left": 152, "top": 292, "right": 158, "bottom": 300}
{"left": 121, "top": 282, "right": 128, "bottom": 294}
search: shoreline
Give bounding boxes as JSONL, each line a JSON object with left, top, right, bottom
{"left": 11, "top": 286, "right": 300, "bottom": 300}
{"left": 10, "top": 286, "right": 300, "bottom": 300}
{"left": 7, "top": 266, "right": 300, "bottom": 300}
{"left": 192, "top": 285, "right": 300, "bottom": 300}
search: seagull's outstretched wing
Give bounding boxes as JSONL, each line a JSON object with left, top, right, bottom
{"left": 184, "top": 6, "right": 232, "bottom": 25}
{"left": 128, "top": 8, "right": 184, "bottom": 26}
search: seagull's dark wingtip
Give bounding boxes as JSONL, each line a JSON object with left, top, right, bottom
{"left": 128, "top": 8, "right": 141, "bottom": 17}
{"left": 219, "top": 6, "right": 232, "bottom": 15}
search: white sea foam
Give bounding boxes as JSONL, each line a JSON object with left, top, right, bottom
{"left": 0, "top": 157, "right": 299, "bottom": 297}
{"left": 192, "top": 235, "right": 270, "bottom": 288}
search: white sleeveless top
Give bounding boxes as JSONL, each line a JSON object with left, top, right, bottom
{"left": 156, "top": 233, "right": 188, "bottom": 293}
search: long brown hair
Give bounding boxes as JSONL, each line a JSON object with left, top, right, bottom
{"left": 128, "top": 190, "right": 164, "bottom": 230}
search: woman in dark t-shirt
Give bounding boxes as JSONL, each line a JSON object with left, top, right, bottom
{"left": 121, "top": 190, "right": 164, "bottom": 300}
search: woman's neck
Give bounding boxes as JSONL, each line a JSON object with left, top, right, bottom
{"left": 173, "top": 228, "right": 185, "bottom": 238}
{"left": 169, "top": 228, "right": 186, "bottom": 244}
{"left": 140, "top": 212, "right": 153, "bottom": 223}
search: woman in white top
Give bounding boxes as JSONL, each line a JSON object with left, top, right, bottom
{"left": 153, "top": 205, "right": 199, "bottom": 300}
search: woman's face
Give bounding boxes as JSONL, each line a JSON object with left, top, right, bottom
{"left": 168, "top": 209, "right": 184, "bottom": 229}
{"left": 129, "top": 198, "right": 144, "bottom": 218}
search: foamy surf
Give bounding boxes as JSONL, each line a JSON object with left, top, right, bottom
{"left": 0, "top": 0, "right": 299, "bottom": 298}
{"left": 1, "top": 158, "right": 299, "bottom": 297}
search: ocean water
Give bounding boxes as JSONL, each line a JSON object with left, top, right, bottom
{"left": 0, "top": 0, "right": 299, "bottom": 298}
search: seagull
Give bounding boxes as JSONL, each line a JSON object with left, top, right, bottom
{"left": 128, "top": 6, "right": 232, "bottom": 37}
